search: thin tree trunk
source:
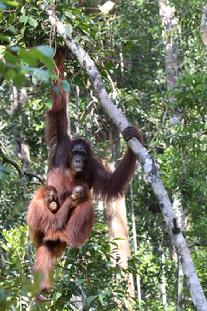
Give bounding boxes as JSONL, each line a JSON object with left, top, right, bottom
{"left": 75, "top": 85, "right": 80, "bottom": 135}
{"left": 106, "top": 70, "right": 135, "bottom": 307}
{"left": 41, "top": 5, "right": 207, "bottom": 310}
{"left": 119, "top": 50, "right": 124, "bottom": 81}
{"left": 176, "top": 252, "right": 184, "bottom": 311}
{"left": 200, "top": 6, "right": 207, "bottom": 47}
{"left": 160, "top": 253, "right": 168, "bottom": 309}
{"left": 9, "top": 87, "right": 30, "bottom": 200}
{"left": 159, "top": 0, "right": 182, "bottom": 126}
{"left": 172, "top": 193, "right": 187, "bottom": 310}
{"left": 130, "top": 183, "right": 142, "bottom": 303}
{"left": 106, "top": 194, "right": 131, "bottom": 270}
{"left": 68, "top": 86, "right": 84, "bottom": 311}
{"left": 106, "top": 125, "right": 135, "bottom": 309}
{"left": 159, "top": 2, "right": 187, "bottom": 308}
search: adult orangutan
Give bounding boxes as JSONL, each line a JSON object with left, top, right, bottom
{"left": 27, "top": 48, "right": 143, "bottom": 300}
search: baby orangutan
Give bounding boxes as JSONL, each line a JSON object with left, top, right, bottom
{"left": 71, "top": 185, "right": 89, "bottom": 205}
{"left": 44, "top": 186, "right": 60, "bottom": 214}
{"left": 45, "top": 185, "right": 88, "bottom": 214}
{"left": 42, "top": 184, "right": 91, "bottom": 244}
{"left": 31, "top": 184, "right": 92, "bottom": 302}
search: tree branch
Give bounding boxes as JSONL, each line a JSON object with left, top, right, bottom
{"left": 0, "top": 148, "right": 43, "bottom": 184}
{"left": 41, "top": 3, "right": 207, "bottom": 310}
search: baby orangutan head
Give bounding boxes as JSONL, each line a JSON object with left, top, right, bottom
{"left": 71, "top": 185, "right": 88, "bottom": 203}
{"left": 45, "top": 186, "right": 60, "bottom": 213}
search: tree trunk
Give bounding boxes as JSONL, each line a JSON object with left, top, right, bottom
{"left": 200, "top": 6, "right": 207, "bottom": 47}
{"left": 9, "top": 87, "right": 30, "bottom": 200}
{"left": 106, "top": 125, "right": 135, "bottom": 309}
{"left": 159, "top": 2, "right": 187, "bottom": 307}
{"left": 159, "top": 0, "right": 182, "bottom": 126}
{"left": 130, "top": 183, "right": 142, "bottom": 302}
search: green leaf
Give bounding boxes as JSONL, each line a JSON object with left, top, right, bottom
{"left": 19, "top": 49, "right": 38, "bottom": 67}
{"left": 0, "top": 165, "right": 10, "bottom": 181}
{"left": 32, "top": 68, "right": 50, "bottom": 82}
{"left": 13, "top": 72, "right": 25, "bottom": 87}
{"left": 10, "top": 46, "right": 19, "bottom": 53}
{"left": 0, "top": 288, "right": 7, "bottom": 307}
{"left": 98, "top": 293, "right": 105, "bottom": 305}
{"left": 4, "top": 51, "right": 18, "bottom": 64}
{"left": 31, "top": 46, "right": 55, "bottom": 72}
{"left": 28, "top": 16, "right": 38, "bottom": 28}
{"left": 65, "top": 23, "right": 73, "bottom": 37}
{"left": 36, "top": 45, "right": 54, "bottom": 58}
{"left": 1, "top": 0, "right": 17, "bottom": 6}
{"left": 19, "top": 15, "right": 28, "bottom": 23}
{"left": 0, "top": 61, "right": 6, "bottom": 74}
{"left": 85, "top": 295, "right": 97, "bottom": 305}
{"left": 52, "top": 86, "right": 60, "bottom": 94}
{"left": 0, "top": 33, "right": 10, "bottom": 42}
{"left": 6, "top": 25, "right": 17, "bottom": 34}
{"left": 21, "top": 65, "right": 36, "bottom": 73}
{"left": 61, "top": 80, "right": 70, "bottom": 93}
{"left": 64, "top": 10, "right": 75, "bottom": 19}
{"left": 5, "top": 68, "right": 16, "bottom": 80}
{"left": 52, "top": 292, "right": 62, "bottom": 302}
{"left": 0, "top": 46, "right": 6, "bottom": 56}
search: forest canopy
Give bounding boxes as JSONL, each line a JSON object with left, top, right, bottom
{"left": 0, "top": 1, "right": 207, "bottom": 310}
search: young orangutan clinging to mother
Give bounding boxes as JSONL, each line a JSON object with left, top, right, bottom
{"left": 27, "top": 183, "right": 92, "bottom": 301}
{"left": 45, "top": 185, "right": 88, "bottom": 214}
{"left": 27, "top": 48, "right": 143, "bottom": 301}
{"left": 44, "top": 185, "right": 60, "bottom": 213}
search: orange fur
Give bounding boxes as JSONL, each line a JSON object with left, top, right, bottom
{"left": 65, "top": 200, "right": 94, "bottom": 248}
{"left": 27, "top": 178, "right": 93, "bottom": 295}
{"left": 33, "top": 243, "right": 66, "bottom": 291}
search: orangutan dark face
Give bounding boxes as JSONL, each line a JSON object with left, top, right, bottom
{"left": 70, "top": 143, "right": 89, "bottom": 173}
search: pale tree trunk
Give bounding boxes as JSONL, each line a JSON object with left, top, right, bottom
{"left": 106, "top": 52, "right": 135, "bottom": 308}
{"left": 18, "top": 88, "right": 31, "bottom": 169}
{"left": 107, "top": 195, "right": 135, "bottom": 309}
{"left": 160, "top": 253, "right": 168, "bottom": 309}
{"left": 41, "top": 5, "right": 207, "bottom": 310}
{"left": 75, "top": 85, "right": 80, "bottom": 135}
{"left": 9, "top": 87, "right": 30, "bottom": 199}
{"left": 159, "top": 0, "right": 182, "bottom": 126}
{"left": 1, "top": 87, "right": 42, "bottom": 185}
{"left": 130, "top": 183, "right": 142, "bottom": 302}
{"left": 68, "top": 87, "right": 84, "bottom": 311}
{"left": 119, "top": 49, "right": 124, "bottom": 81}
{"left": 9, "top": 87, "right": 31, "bottom": 311}
{"left": 107, "top": 196, "right": 131, "bottom": 269}
{"left": 9, "top": 87, "right": 31, "bottom": 166}
{"left": 172, "top": 193, "right": 186, "bottom": 310}
{"left": 106, "top": 124, "right": 135, "bottom": 310}
{"left": 159, "top": 2, "right": 187, "bottom": 309}
{"left": 200, "top": 6, "right": 207, "bottom": 47}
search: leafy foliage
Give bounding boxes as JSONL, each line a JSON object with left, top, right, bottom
{"left": 0, "top": 0, "right": 207, "bottom": 310}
